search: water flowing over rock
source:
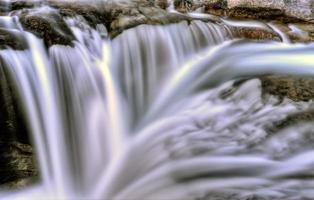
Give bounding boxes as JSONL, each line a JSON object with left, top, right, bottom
{"left": 0, "top": 0, "right": 314, "bottom": 199}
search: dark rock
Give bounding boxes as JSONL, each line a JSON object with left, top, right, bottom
{"left": 155, "top": 0, "right": 168, "bottom": 9}
{"left": 10, "top": 0, "right": 43, "bottom": 11}
{"left": 17, "top": 7, "right": 75, "bottom": 47}
{"left": 0, "top": 1, "right": 10, "bottom": 13}
{"left": 0, "top": 28, "right": 27, "bottom": 50}
{"left": 0, "top": 142, "right": 38, "bottom": 188}
{"left": 49, "top": 2, "right": 112, "bottom": 30}
{"left": 203, "top": 0, "right": 228, "bottom": 16}
{"left": 174, "top": 0, "right": 193, "bottom": 13}
{"left": 0, "top": 64, "right": 38, "bottom": 189}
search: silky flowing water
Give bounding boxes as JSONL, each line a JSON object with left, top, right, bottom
{"left": 0, "top": 4, "right": 314, "bottom": 200}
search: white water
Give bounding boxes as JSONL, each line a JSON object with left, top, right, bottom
{"left": 0, "top": 5, "right": 314, "bottom": 200}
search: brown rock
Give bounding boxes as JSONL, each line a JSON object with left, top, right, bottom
{"left": 261, "top": 75, "right": 314, "bottom": 102}
{"left": 229, "top": 26, "right": 280, "bottom": 41}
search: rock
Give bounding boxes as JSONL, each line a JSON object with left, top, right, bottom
{"left": 0, "top": 1, "right": 10, "bottom": 13}
{"left": 49, "top": 1, "right": 111, "bottom": 30}
{"left": 155, "top": 0, "right": 168, "bottom": 9}
{"left": 174, "top": 0, "right": 193, "bottom": 13}
{"left": 0, "top": 28, "right": 27, "bottom": 50}
{"left": 284, "top": 0, "right": 314, "bottom": 22}
{"left": 16, "top": 7, "right": 75, "bottom": 46}
{"left": 261, "top": 75, "right": 314, "bottom": 102}
{"left": 0, "top": 66, "right": 30, "bottom": 144}
{"left": 3, "top": 0, "right": 313, "bottom": 43}
{"left": 10, "top": 0, "right": 43, "bottom": 10}
{"left": 0, "top": 65, "right": 38, "bottom": 189}
{"left": 266, "top": 22, "right": 314, "bottom": 43}
{"left": 227, "top": 0, "right": 285, "bottom": 10}
{"left": 0, "top": 142, "right": 38, "bottom": 188}
{"left": 261, "top": 75, "right": 314, "bottom": 130}
{"left": 227, "top": 0, "right": 287, "bottom": 20}
{"left": 202, "top": 0, "right": 228, "bottom": 16}
{"left": 198, "top": 0, "right": 314, "bottom": 22}
{"left": 229, "top": 26, "right": 280, "bottom": 41}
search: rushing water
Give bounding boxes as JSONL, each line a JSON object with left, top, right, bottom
{"left": 1, "top": 4, "right": 314, "bottom": 200}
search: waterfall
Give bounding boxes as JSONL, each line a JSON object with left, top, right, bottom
{"left": 0, "top": 4, "right": 314, "bottom": 200}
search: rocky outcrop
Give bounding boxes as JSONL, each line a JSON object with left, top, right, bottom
{"left": 49, "top": 0, "right": 193, "bottom": 37}
{"left": 0, "top": 0, "right": 312, "bottom": 45}
{"left": 194, "top": 0, "right": 314, "bottom": 22}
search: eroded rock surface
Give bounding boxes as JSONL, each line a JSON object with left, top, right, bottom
{"left": 194, "top": 0, "right": 314, "bottom": 22}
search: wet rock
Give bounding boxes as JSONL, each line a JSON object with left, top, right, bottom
{"left": 17, "top": 7, "right": 75, "bottom": 46}
{"left": 202, "top": 0, "right": 228, "bottom": 16}
{"left": 229, "top": 26, "right": 280, "bottom": 41}
{"left": 266, "top": 22, "right": 314, "bottom": 43}
{"left": 155, "top": 0, "right": 168, "bottom": 9}
{"left": 107, "top": 2, "right": 192, "bottom": 37}
{"left": 261, "top": 75, "right": 314, "bottom": 102}
{"left": 49, "top": 1, "right": 111, "bottom": 30}
{"left": 0, "top": 142, "right": 38, "bottom": 188}
{"left": 0, "top": 2, "right": 10, "bottom": 14}
{"left": 0, "top": 66, "right": 38, "bottom": 189}
{"left": 0, "top": 28, "right": 27, "bottom": 50}
{"left": 261, "top": 75, "right": 314, "bottom": 130}
{"left": 174, "top": 0, "right": 193, "bottom": 13}
{"left": 10, "top": 0, "right": 43, "bottom": 11}
{"left": 198, "top": 0, "right": 314, "bottom": 22}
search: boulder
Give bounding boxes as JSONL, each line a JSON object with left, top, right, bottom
{"left": 16, "top": 7, "right": 75, "bottom": 46}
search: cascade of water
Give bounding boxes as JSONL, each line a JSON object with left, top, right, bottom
{"left": 0, "top": 5, "right": 314, "bottom": 200}
{"left": 112, "top": 20, "right": 232, "bottom": 129}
